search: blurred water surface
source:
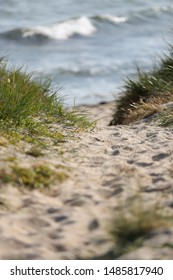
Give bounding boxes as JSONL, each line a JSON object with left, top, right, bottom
{"left": 0, "top": 0, "right": 173, "bottom": 105}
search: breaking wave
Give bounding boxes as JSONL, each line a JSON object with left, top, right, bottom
{"left": 1, "top": 5, "right": 173, "bottom": 42}
{"left": 92, "top": 14, "right": 127, "bottom": 24}
{"left": 1, "top": 16, "right": 96, "bottom": 41}
{"left": 54, "top": 62, "right": 125, "bottom": 77}
{"left": 0, "top": 14, "right": 127, "bottom": 42}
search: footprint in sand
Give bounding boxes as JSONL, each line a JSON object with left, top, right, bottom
{"left": 152, "top": 153, "right": 169, "bottom": 161}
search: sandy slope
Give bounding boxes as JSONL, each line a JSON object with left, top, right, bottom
{"left": 0, "top": 102, "right": 173, "bottom": 259}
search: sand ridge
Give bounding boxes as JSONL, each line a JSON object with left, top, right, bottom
{"left": 0, "top": 102, "right": 173, "bottom": 259}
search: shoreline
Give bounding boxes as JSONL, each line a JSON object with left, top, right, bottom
{"left": 0, "top": 101, "right": 173, "bottom": 259}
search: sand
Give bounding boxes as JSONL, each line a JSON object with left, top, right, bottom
{"left": 0, "top": 101, "right": 173, "bottom": 260}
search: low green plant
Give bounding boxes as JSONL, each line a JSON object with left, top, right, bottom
{"left": 0, "top": 136, "right": 8, "bottom": 146}
{"left": 5, "top": 156, "right": 17, "bottom": 162}
{"left": 110, "top": 200, "right": 168, "bottom": 257}
{"left": 0, "top": 164, "right": 68, "bottom": 189}
{"left": 0, "top": 198, "right": 9, "bottom": 210}
{"left": 110, "top": 46, "right": 173, "bottom": 125}
{"left": 25, "top": 146, "right": 43, "bottom": 157}
{"left": 56, "top": 164, "right": 72, "bottom": 171}
{"left": 163, "top": 242, "right": 173, "bottom": 249}
{"left": 157, "top": 107, "right": 173, "bottom": 127}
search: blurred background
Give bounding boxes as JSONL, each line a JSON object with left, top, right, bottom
{"left": 0, "top": 0, "right": 173, "bottom": 105}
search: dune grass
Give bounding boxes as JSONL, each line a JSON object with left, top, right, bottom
{"left": 110, "top": 199, "right": 170, "bottom": 257}
{"left": 157, "top": 107, "right": 173, "bottom": 127}
{"left": 0, "top": 58, "right": 92, "bottom": 144}
{"left": 110, "top": 46, "right": 173, "bottom": 125}
{"left": 0, "top": 163, "right": 68, "bottom": 190}
{"left": 0, "top": 58, "right": 93, "bottom": 191}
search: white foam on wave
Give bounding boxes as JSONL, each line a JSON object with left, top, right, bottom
{"left": 22, "top": 16, "right": 96, "bottom": 40}
{"left": 99, "top": 14, "right": 127, "bottom": 24}
{"left": 152, "top": 5, "right": 173, "bottom": 13}
{"left": 136, "top": 5, "right": 173, "bottom": 19}
{"left": 58, "top": 65, "right": 107, "bottom": 76}
{"left": 57, "top": 61, "right": 124, "bottom": 77}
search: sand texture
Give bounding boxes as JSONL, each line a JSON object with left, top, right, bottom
{"left": 0, "top": 102, "right": 173, "bottom": 259}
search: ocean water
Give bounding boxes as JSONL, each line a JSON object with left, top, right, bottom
{"left": 0, "top": 0, "right": 173, "bottom": 105}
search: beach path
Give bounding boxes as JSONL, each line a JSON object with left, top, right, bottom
{"left": 0, "top": 102, "right": 173, "bottom": 259}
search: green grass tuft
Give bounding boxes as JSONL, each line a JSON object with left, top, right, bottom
{"left": 110, "top": 46, "right": 173, "bottom": 125}
{"left": 0, "top": 164, "right": 68, "bottom": 190}
{"left": 0, "top": 58, "right": 92, "bottom": 145}
{"left": 157, "top": 107, "right": 173, "bottom": 127}
{"left": 110, "top": 200, "right": 169, "bottom": 257}
{"left": 25, "top": 146, "right": 44, "bottom": 157}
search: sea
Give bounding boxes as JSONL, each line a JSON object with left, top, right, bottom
{"left": 0, "top": 0, "right": 173, "bottom": 105}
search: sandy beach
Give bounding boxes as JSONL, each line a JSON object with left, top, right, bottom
{"left": 0, "top": 101, "right": 173, "bottom": 260}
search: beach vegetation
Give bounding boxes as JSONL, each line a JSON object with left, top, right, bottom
{"left": 0, "top": 163, "right": 68, "bottom": 190}
{"left": 55, "top": 164, "right": 73, "bottom": 171}
{"left": 0, "top": 198, "right": 9, "bottom": 210}
{"left": 25, "top": 146, "right": 44, "bottom": 157}
{"left": 110, "top": 199, "right": 170, "bottom": 257}
{"left": 4, "top": 156, "right": 17, "bottom": 162}
{"left": 157, "top": 107, "right": 173, "bottom": 127}
{"left": 0, "top": 57, "right": 92, "bottom": 146}
{"left": 0, "top": 136, "right": 8, "bottom": 146}
{"left": 110, "top": 46, "right": 173, "bottom": 125}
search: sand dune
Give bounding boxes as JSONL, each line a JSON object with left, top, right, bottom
{"left": 0, "top": 102, "right": 173, "bottom": 259}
